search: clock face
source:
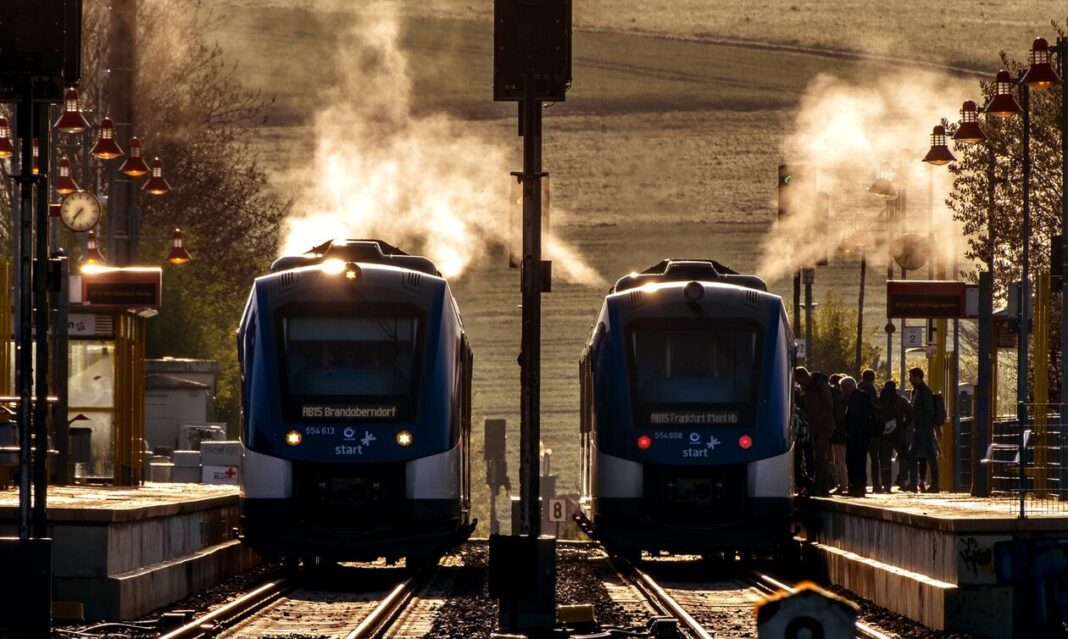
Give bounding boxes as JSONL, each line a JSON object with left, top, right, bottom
{"left": 60, "top": 191, "right": 102, "bottom": 232}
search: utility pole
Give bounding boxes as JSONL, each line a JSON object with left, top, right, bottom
{"left": 1017, "top": 85, "right": 1032, "bottom": 452}
{"left": 1056, "top": 36, "right": 1068, "bottom": 497}
{"left": 803, "top": 268, "right": 814, "bottom": 367}
{"left": 108, "top": 0, "right": 137, "bottom": 265}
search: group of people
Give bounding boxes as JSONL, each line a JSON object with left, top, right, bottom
{"left": 793, "top": 366, "right": 943, "bottom": 498}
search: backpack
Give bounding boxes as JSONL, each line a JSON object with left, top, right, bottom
{"left": 933, "top": 392, "right": 947, "bottom": 427}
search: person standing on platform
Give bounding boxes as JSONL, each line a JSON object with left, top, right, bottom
{"left": 794, "top": 367, "right": 834, "bottom": 497}
{"left": 873, "top": 380, "right": 912, "bottom": 493}
{"left": 858, "top": 369, "right": 880, "bottom": 492}
{"left": 905, "top": 367, "right": 939, "bottom": 493}
{"left": 841, "top": 376, "right": 874, "bottom": 497}
{"left": 828, "top": 373, "right": 848, "bottom": 495}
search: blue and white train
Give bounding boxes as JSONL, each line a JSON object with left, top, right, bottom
{"left": 237, "top": 239, "right": 474, "bottom": 563}
{"left": 578, "top": 259, "right": 794, "bottom": 556}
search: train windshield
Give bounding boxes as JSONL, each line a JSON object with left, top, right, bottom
{"left": 628, "top": 319, "right": 761, "bottom": 425}
{"left": 281, "top": 315, "right": 421, "bottom": 419}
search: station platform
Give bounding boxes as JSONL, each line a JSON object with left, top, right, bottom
{"left": 800, "top": 491, "right": 1068, "bottom": 638}
{"left": 0, "top": 483, "right": 260, "bottom": 620}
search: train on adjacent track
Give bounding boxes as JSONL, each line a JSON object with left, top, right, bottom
{"left": 578, "top": 259, "right": 795, "bottom": 557}
{"left": 237, "top": 239, "right": 474, "bottom": 564}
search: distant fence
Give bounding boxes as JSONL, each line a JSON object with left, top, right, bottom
{"left": 957, "top": 404, "right": 1068, "bottom": 517}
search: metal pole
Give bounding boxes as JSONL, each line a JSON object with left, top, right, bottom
{"left": 1017, "top": 84, "right": 1031, "bottom": 486}
{"left": 886, "top": 200, "right": 894, "bottom": 379}
{"left": 518, "top": 79, "right": 543, "bottom": 538}
{"left": 793, "top": 271, "right": 801, "bottom": 340}
{"left": 15, "top": 89, "right": 34, "bottom": 541}
{"left": 108, "top": 0, "right": 137, "bottom": 265}
{"left": 897, "top": 189, "right": 907, "bottom": 384}
{"left": 803, "top": 268, "right": 813, "bottom": 367}
{"left": 952, "top": 319, "right": 961, "bottom": 492}
{"left": 855, "top": 255, "right": 865, "bottom": 373}
{"left": 1057, "top": 36, "right": 1068, "bottom": 498}
{"left": 975, "top": 271, "right": 993, "bottom": 497}
{"left": 32, "top": 102, "right": 50, "bottom": 537}
{"left": 52, "top": 253, "right": 69, "bottom": 484}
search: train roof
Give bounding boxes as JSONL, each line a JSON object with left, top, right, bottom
{"left": 269, "top": 239, "right": 441, "bottom": 276}
{"left": 611, "top": 259, "right": 767, "bottom": 293}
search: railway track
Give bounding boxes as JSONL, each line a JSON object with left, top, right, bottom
{"left": 610, "top": 555, "right": 894, "bottom": 639}
{"left": 158, "top": 562, "right": 437, "bottom": 639}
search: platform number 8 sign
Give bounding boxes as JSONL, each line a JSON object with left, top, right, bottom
{"left": 548, "top": 498, "right": 567, "bottom": 523}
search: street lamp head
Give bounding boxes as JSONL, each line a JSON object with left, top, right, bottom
{"left": 868, "top": 167, "right": 897, "bottom": 199}
{"left": 55, "top": 156, "right": 79, "bottom": 195}
{"left": 83, "top": 230, "right": 106, "bottom": 265}
{"left": 0, "top": 117, "right": 12, "bottom": 158}
{"left": 167, "top": 228, "right": 192, "bottom": 265}
{"left": 983, "top": 70, "right": 1022, "bottom": 117}
{"left": 952, "top": 100, "right": 985, "bottom": 144}
{"left": 118, "top": 137, "right": 151, "bottom": 176}
{"left": 90, "top": 117, "right": 124, "bottom": 160}
{"left": 922, "top": 125, "right": 956, "bottom": 165}
{"left": 1021, "top": 37, "right": 1062, "bottom": 90}
{"left": 143, "top": 157, "right": 172, "bottom": 195}
{"left": 53, "top": 88, "right": 92, "bottom": 134}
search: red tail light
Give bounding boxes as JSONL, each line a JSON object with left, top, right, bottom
{"left": 636, "top": 435, "right": 652, "bottom": 450}
{"left": 738, "top": 434, "right": 753, "bottom": 449}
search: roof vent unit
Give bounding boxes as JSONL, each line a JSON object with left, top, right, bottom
{"left": 269, "top": 239, "right": 441, "bottom": 276}
{"left": 612, "top": 259, "right": 766, "bottom": 293}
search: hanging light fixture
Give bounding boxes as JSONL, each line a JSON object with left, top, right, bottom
{"left": 83, "top": 230, "right": 106, "bottom": 264}
{"left": 922, "top": 125, "right": 956, "bottom": 165}
{"left": 1021, "top": 37, "right": 1062, "bottom": 90}
{"left": 953, "top": 100, "right": 985, "bottom": 144}
{"left": 31, "top": 138, "right": 39, "bottom": 175}
{"left": 53, "top": 88, "right": 92, "bottom": 134}
{"left": 90, "top": 117, "right": 124, "bottom": 160}
{"left": 143, "top": 157, "right": 171, "bottom": 195}
{"left": 868, "top": 167, "right": 897, "bottom": 199}
{"left": 118, "top": 137, "right": 150, "bottom": 176}
{"left": 984, "top": 70, "right": 1022, "bottom": 118}
{"left": 55, "top": 156, "right": 79, "bottom": 194}
{"left": 0, "top": 118, "right": 13, "bottom": 158}
{"left": 166, "top": 228, "right": 192, "bottom": 265}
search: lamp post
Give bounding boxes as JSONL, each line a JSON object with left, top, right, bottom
{"left": 869, "top": 168, "right": 898, "bottom": 379}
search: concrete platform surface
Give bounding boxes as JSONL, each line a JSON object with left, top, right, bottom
{"left": 0, "top": 482, "right": 238, "bottom": 522}
{"left": 802, "top": 491, "right": 1068, "bottom": 638}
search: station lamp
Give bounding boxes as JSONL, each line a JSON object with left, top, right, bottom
{"left": 54, "top": 87, "right": 92, "bottom": 134}
{"left": 55, "top": 156, "right": 79, "bottom": 194}
{"left": 922, "top": 125, "right": 956, "bottom": 166}
{"left": 867, "top": 167, "right": 897, "bottom": 199}
{"left": 83, "top": 230, "right": 106, "bottom": 265}
{"left": 984, "top": 70, "right": 1022, "bottom": 118}
{"left": 1021, "top": 37, "right": 1062, "bottom": 90}
{"left": 0, "top": 118, "right": 12, "bottom": 158}
{"left": 166, "top": 229, "right": 192, "bottom": 265}
{"left": 952, "top": 101, "right": 985, "bottom": 144}
{"left": 143, "top": 157, "right": 171, "bottom": 195}
{"left": 119, "top": 137, "right": 151, "bottom": 176}
{"left": 90, "top": 117, "right": 124, "bottom": 160}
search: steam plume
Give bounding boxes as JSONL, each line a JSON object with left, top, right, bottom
{"left": 758, "top": 70, "right": 977, "bottom": 282}
{"left": 280, "top": 4, "right": 603, "bottom": 286}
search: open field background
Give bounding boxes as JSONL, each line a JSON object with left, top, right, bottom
{"left": 209, "top": 1, "right": 1050, "bottom": 532}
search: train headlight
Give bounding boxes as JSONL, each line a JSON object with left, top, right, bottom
{"left": 321, "top": 259, "right": 346, "bottom": 275}
{"left": 396, "top": 430, "right": 413, "bottom": 447}
{"left": 738, "top": 434, "right": 753, "bottom": 449}
{"left": 285, "top": 430, "right": 303, "bottom": 446}
{"left": 636, "top": 435, "right": 652, "bottom": 450}
{"left": 683, "top": 281, "right": 704, "bottom": 303}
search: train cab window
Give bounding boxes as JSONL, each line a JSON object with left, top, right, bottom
{"left": 284, "top": 316, "right": 419, "bottom": 396}
{"left": 627, "top": 319, "right": 762, "bottom": 422}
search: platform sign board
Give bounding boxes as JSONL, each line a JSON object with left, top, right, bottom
{"left": 547, "top": 497, "right": 568, "bottom": 522}
{"left": 887, "top": 280, "right": 967, "bottom": 318}
{"left": 902, "top": 326, "right": 923, "bottom": 349}
{"left": 72, "top": 267, "right": 162, "bottom": 310}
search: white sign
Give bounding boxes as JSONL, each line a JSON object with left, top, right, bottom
{"left": 794, "top": 339, "right": 806, "bottom": 359}
{"left": 68, "top": 313, "right": 97, "bottom": 337}
{"left": 547, "top": 498, "right": 568, "bottom": 523}
{"left": 903, "top": 326, "right": 924, "bottom": 349}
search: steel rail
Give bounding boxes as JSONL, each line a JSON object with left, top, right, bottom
{"left": 158, "top": 577, "right": 295, "bottom": 639}
{"left": 609, "top": 555, "right": 714, "bottom": 639}
{"left": 343, "top": 563, "right": 437, "bottom": 639}
{"left": 749, "top": 571, "right": 893, "bottom": 639}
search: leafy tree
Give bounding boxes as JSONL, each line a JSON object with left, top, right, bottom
{"left": 804, "top": 291, "right": 882, "bottom": 378}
